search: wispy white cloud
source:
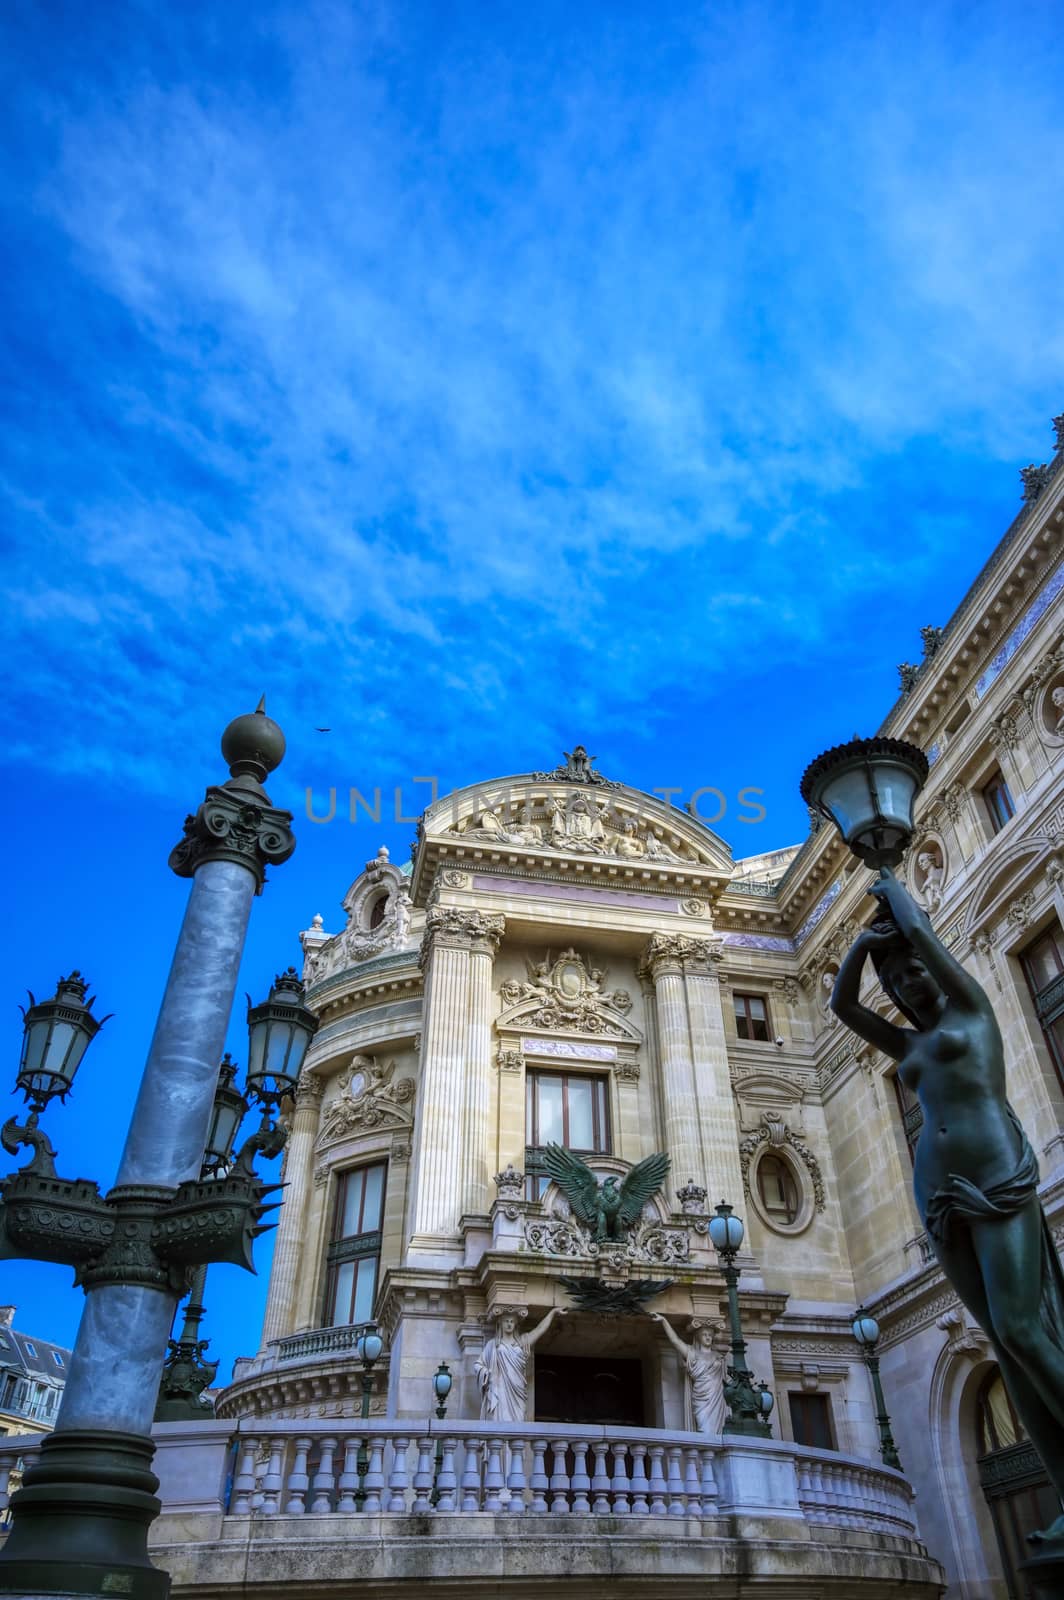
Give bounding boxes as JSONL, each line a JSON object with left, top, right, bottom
{"left": 1, "top": 0, "right": 1062, "bottom": 797}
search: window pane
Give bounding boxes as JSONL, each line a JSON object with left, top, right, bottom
{"left": 331, "top": 1261, "right": 355, "bottom": 1325}
{"left": 339, "top": 1170, "right": 366, "bottom": 1237}
{"left": 362, "top": 1165, "right": 384, "bottom": 1231}
{"left": 749, "top": 997, "right": 766, "bottom": 1021}
{"left": 353, "top": 1257, "right": 377, "bottom": 1324}
{"left": 568, "top": 1077, "right": 595, "bottom": 1148}
{"left": 537, "top": 1076, "right": 564, "bottom": 1145}
{"left": 1026, "top": 931, "right": 1064, "bottom": 992}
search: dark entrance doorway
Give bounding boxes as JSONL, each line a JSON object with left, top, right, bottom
{"left": 535, "top": 1354, "right": 645, "bottom": 1426}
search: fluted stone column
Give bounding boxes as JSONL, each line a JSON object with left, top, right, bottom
{"left": 683, "top": 944, "right": 746, "bottom": 1207}
{"left": 410, "top": 908, "right": 504, "bottom": 1252}
{"left": 639, "top": 936, "right": 706, "bottom": 1204}
{"left": 461, "top": 916, "right": 505, "bottom": 1218}
{"left": 260, "top": 1068, "right": 325, "bottom": 1346}
{"left": 640, "top": 933, "right": 743, "bottom": 1206}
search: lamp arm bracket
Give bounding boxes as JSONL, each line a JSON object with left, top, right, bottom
{"left": 1, "top": 1114, "right": 58, "bottom": 1178}
{"left": 232, "top": 1116, "right": 288, "bottom": 1178}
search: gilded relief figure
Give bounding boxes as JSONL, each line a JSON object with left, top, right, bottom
{"left": 832, "top": 867, "right": 1064, "bottom": 1542}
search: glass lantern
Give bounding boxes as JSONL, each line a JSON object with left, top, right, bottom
{"left": 708, "top": 1202, "right": 745, "bottom": 1256}
{"left": 356, "top": 1325, "right": 384, "bottom": 1366}
{"left": 851, "top": 1307, "right": 881, "bottom": 1349}
{"left": 433, "top": 1361, "right": 453, "bottom": 1405}
{"left": 800, "top": 737, "right": 929, "bottom": 869}
{"left": 17, "top": 972, "right": 108, "bottom": 1110}
{"left": 202, "top": 1054, "right": 248, "bottom": 1175}
{"left": 246, "top": 968, "right": 319, "bottom": 1105}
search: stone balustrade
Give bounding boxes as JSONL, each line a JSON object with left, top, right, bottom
{"left": 0, "top": 1420, "right": 920, "bottom": 1535}
{"left": 273, "top": 1323, "right": 369, "bottom": 1362}
{"left": 0, "top": 1420, "right": 944, "bottom": 1595}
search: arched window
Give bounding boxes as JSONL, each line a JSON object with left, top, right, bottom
{"left": 368, "top": 893, "right": 388, "bottom": 930}
{"left": 975, "top": 1367, "right": 1057, "bottom": 1597}
{"left": 756, "top": 1152, "right": 799, "bottom": 1225}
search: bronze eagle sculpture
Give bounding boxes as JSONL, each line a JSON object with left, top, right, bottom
{"left": 539, "top": 1144, "right": 670, "bottom": 1242}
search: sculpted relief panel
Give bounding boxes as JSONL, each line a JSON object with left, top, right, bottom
{"left": 498, "top": 949, "right": 637, "bottom": 1038}
{"left": 450, "top": 789, "right": 700, "bottom": 864}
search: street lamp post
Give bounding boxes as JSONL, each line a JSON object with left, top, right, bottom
{"left": 354, "top": 1324, "right": 384, "bottom": 1509}
{"left": 430, "top": 1361, "right": 452, "bottom": 1506}
{"left": 0, "top": 701, "right": 304, "bottom": 1600}
{"left": 154, "top": 1055, "right": 249, "bottom": 1421}
{"left": 707, "top": 1201, "right": 774, "bottom": 1438}
{"left": 851, "top": 1307, "right": 902, "bottom": 1471}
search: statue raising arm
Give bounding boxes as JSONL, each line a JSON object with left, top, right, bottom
{"left": 830, "top": 926, "right": 910, "bottom": 1062}
{"left": 649, "top": 1310, "right": 691, "bottom": 1362}
{"left": 865, "top": 866, "right": 987, "bottom": 1015}
{"left": 524, "top": 1305, "right": 567, "bottom": 1349}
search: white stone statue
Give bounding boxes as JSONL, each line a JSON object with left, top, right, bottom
{"left": 650, "top": 1313, "right": 727, "bottom": 1435}
{"left": 1053, "top": 683, "right": 1064, "bottom": 734}
{"left": 394, "top": 888, "right": 412, "bottom": 943}
{"left": 916, "top": 847, "right": 945, "bottom": 912}
{"left": 474, "top": 1306, "right": 568, "bottom": 1423}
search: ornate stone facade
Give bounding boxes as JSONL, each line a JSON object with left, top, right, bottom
{"left": 215, "top": 429, "right": 1064, "bottom": 1600}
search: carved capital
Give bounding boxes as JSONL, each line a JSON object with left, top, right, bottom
{"left": 989, "top": 712, "right": 1020, "bottom": 752}
{"left": 497, "top": 1048, "right": 524, "bottom": 1074}
{"left": 295, "top": 1069, "right": 325, "bottom": 1106}
{"left": 639, "top": 933, "right": 722, "bottom": 981}
{"left": 615, "top": 1061, "right": 641, "bottom": 1083}
{"left": 419, "top": 906, "right": 505, "bottom": 966}
{"left": 169, "top": 781, "right": 296, "bottom": 892}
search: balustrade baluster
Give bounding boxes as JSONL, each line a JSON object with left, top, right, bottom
{"left": 310, "top": 1436, "right": 337, "bottom": 1513}
{"left": 699, "top": 1447, "right": 718, "bottom": 1513}
{"left": 609, "top": 1442, "right": 630, "bottom": 1514}
{"left": 483, "top": 1438, "right": 505, "bottom": 1513}
{"left": 666, "top": 1446, "right": 685, "bottom": 1516}
{"left": 528, "top": 1439, "right": 549, "bottom": 1515}
{"left": 337, "top": 1438, "right": 361, "bottom": 1513}
{"left": 260, "top": 1437, "right": 286, "bottom": 1516}
{"left": 505, "top": 1440, "right": 526, "bottom": 1514}
{"left": 230, "top": 1436, "right": 259, "bottom": 1515}
{"left": 386, "top": 1437, "right": 411, "bottom": 1512}
{"left": 569, "top": 1440, "right": 591, "bottom": 1514}
{"left": 549, "top": 1439, "right": 571, "bottom": 1514}
{"left": 647, "top": 1445, "right": 667, "bottom": 1515}
{"left": 628, "top": 1443, "right": 650, "bottom": 1515}
{"left": 434, "top": 1439, "right": 458, "bottom": 1513}
{"left": 460, "top": 1439, "right": 482, "bottom": 1512}
{"left": 285, "top": 1436, "right": 312, "bottom": 1514}
{"left": 0, "top": 1451, "right": 16, "bottom": 1518}
{"left": 590, "top": 1441, "right": 611, "bottom": 1515}
{"left": 683, "top": 1448, "right": 702, "bottom": 1515}
{"left": 412, "top": 1438, "right": 435, "bottom": 1514}
{"left": 362, "top": 1439, "right": 385, "bottom": 1514}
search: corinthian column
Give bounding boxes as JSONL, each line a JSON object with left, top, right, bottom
{"left": 409, "top": 907, "right": 504, "bottom": 1252}
{"left": 461, "top": 915, "right": 505, "bottom": 1218}
{"left": 640, "top": 933, "right": 743, "bottom": 1207}
{"left": 683, "top": 943, "right": 745, "bottom": 1207}
{"left": 260, "top": 1068, "right": 325, "bottom": 1346}
{"left": 639, "top": 935, "right": 706, "bottom": 1205}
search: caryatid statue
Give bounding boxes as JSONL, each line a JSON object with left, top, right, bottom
{"left": 475, "top": 1306, "right": 568, "bottom": 1423}
{"left": 802, "top": 735, "right": 1064, "bottom": 1554}
{"left": 650, "top": 1313, "right": 727, "bottom": 1435}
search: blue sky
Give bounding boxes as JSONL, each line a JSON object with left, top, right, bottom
{"left": 1, "top": 0, "right": 1062, "bottom": 1379}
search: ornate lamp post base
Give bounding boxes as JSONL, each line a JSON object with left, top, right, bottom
{"left": 0, "top": 1430, "right": 168, "bottom": 1599}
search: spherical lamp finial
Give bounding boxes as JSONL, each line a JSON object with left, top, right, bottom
{"left": 220, "top": 696, "right": 287, "bottom": 784}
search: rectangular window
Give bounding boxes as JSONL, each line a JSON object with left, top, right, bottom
{"left": 734, "top": 993, "right": 770, "bottom": 1042}
{"left": 1021, "top": 925, "right": 1064, "bottom": 1089}
{"left": 323, "top": 1162, "right": 386, "bottom": 1328}
{"left": 526, "top": 1070, "right": 610, "bottom": 1200}
{"left": 982, "top": 772, "right": 1015, "bottom": 834}
{"left": 789, "top": 1391, "right": 835, "bottom": 1450}
{"left": 22, "top": 1342, "right": 36, "bottom": 1359}
{"left": 51, "top": 1352, "right": 63, "bottom": 1368}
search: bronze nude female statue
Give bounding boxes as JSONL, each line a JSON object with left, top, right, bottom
{"left": 832, "top": 866, "right": 1064, "bottom": 1543}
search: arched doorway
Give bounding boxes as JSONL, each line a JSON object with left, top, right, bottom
{"left": 975, "top": 1366, "right": 1059, "bottom": 1597}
